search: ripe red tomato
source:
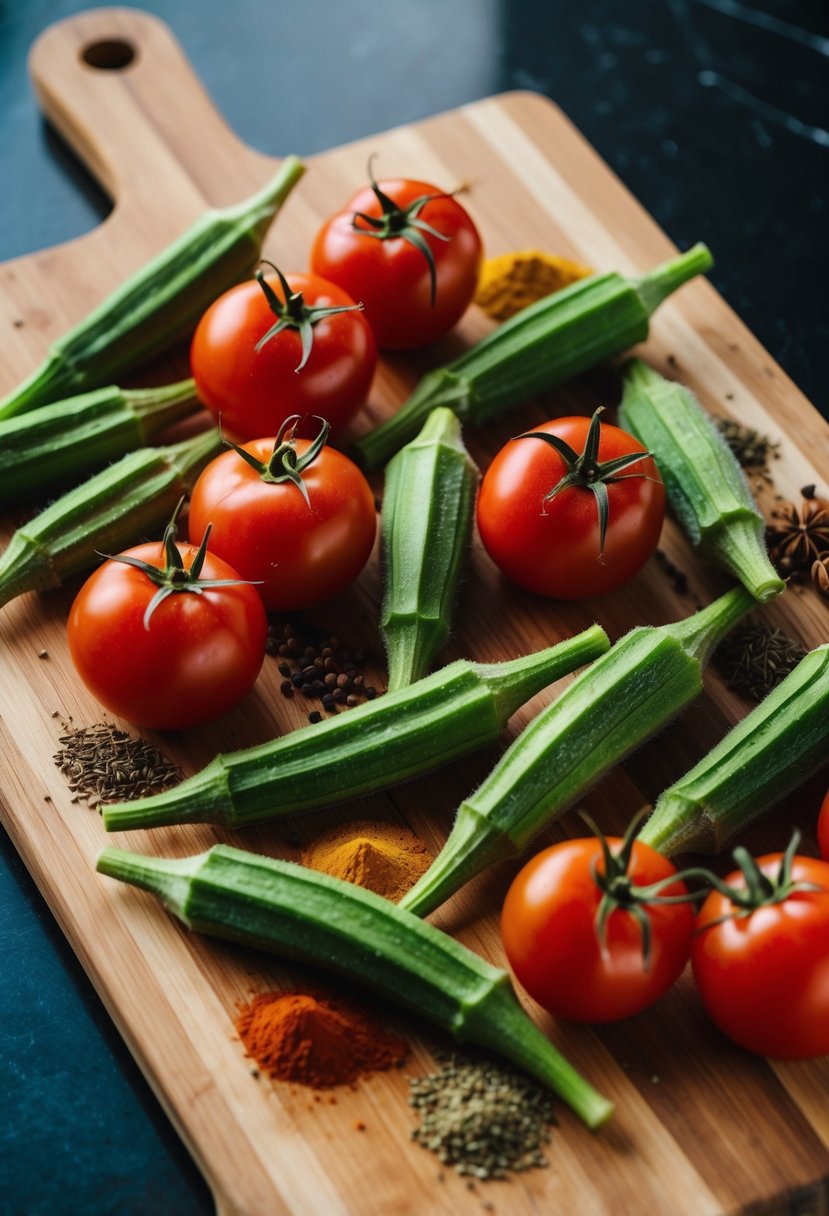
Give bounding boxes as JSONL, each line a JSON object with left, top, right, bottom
{"left": 818, "top": 786, "right": 829, "bottom": 861}
{"left": 311, "top": 176, "right": 482, "bottom": 350}
{"left": 190, "top": 270, "right": 376, "bottom": 441}
{"left": 692, "top": 851, "right": 829, "bottom": 1059}
{"left": 67, "top": 542, "right": 267, "bottom": 731}
{"left": 501, "top": 835, "right": 695, "bottom": 1022}
{"left": 477, "top": 412, "right": 665, "bottom": 599}
{"left": 188, "top": 431, "right": 376, "bottom": 611}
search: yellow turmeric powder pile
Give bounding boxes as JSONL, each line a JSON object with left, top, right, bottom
{"left": 301, "top": 820, "right": 432, "bottom": 903}
{"left": 475, "top": 249, "right": 593, "bottom": 321}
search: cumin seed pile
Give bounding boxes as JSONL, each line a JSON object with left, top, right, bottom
{"left": 53, "top": 723, "right": 181, "bottom": 807}
{"left": 409, "top": 1054, "right": 555, "bottom": 1180}
{"left": 713, "top": 623, "right": 807, "bottom": 702}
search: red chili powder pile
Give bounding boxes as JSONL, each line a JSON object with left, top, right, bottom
{"left": 235, "top": 990, "right": 409, "bottom": 1089}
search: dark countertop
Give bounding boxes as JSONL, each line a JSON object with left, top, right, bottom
{"left": 1, "top": 3, "right": 827, "bottom": 1213}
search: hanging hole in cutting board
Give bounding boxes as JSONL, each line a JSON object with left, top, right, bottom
{"left": 81, "top": 40, "right": 136, "bottom": 72}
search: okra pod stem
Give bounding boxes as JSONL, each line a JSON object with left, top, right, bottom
{"left": 102, "top": 626, "right": 610, "bottom": 832}
{"left": 640, "top": 644, "right": 829, "bottom": 855}
{"left": 96, "top": 844, "right": 613, "bottom": 1128}
{"left": 618, "top": 359, "right": 784, "bottom": 602}
{"left": 381, "top": 408, "right": 478, "bottom": 691}
{"left": 0, "top": 428, "right": 221, "bottom": 608}
{"left": 353, "top": 244, "right": 713, "bottom": 470}
{"left": 0, "top": 378, "right": 199, "bottom": 506}
{"left": 0, "top": 158, "right": 305, "bottom": 420}
{"left": 400, "top": 586, "right": 756, "bottom": 917}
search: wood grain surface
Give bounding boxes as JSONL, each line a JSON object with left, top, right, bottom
{"left": 1, "top": 9, "right": 828, "bottom": 1216}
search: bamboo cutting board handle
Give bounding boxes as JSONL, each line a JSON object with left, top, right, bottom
{"left": 27, "top": 7, "right": 277, "bottom": 232}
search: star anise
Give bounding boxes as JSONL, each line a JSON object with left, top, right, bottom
{"left": 767, "top": 498, "right": 829, "bottom": 578}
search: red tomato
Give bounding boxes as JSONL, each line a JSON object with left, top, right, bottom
{"left": 188, "top": 434, "right": 376, "bottom": 611}
{"left": 501, "top": 836, "right": 695, "bottom": 1022}
{"left": 190, "top": 270, "right": 376, "bottom": 441}
{"left": 692, "top": 852, "right": 829, "bottom": 1059}
{"left": 477, "top": 413, "right": 665, "bottom": 599}
{"left": 67, "top": 543, "right": 267, "bottom": 731}
{"left": 818, "top": 786, "right": 829, "bottom": 861}
{"left": 311, "top": 177, "right": 482, "bottom": 350}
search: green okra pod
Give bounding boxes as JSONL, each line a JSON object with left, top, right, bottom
{"left": 0, "top": 379, "right": 200, "bottom": 507}
{"left": 102, "top": 626, "right": 610, "bottom": 832}
{"left": 618, "top": 358, "right": 784, "bottom": 602}
{"left": 640, "top": 644, "right": 829, "bottom": 855}
{"left": 96, "top": 844, "right": 613, "bottom": 1128}
{"left": 353, "top": 243, "right": 713, "bottom": 470}
{"left": 400, "top": 585, "right": 756, "bottom": 917}
{"left": 0, "top": 158, "right": 305, "bottom": 420}
{"left": 381, "top": 407, "right": 478, "bottom": 691}
{"left": 0, "top": 428, "right": 221, "bottom": 608}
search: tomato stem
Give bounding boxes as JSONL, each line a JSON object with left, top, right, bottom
{"left": 254, "top": 260, "right": 364, "bottom": 372}
{"left": 102, "top": 498, "right": 260, "bottom": 629}
{"left": 514, "top": 407, "right": 656, "bottom": 560}
{"left": 350, "top": 156, "right": 456, "bottom": 306}
{"left": 221, "top": 415, "right": 330, "bottom": 508}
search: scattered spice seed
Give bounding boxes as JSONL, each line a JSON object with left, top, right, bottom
{"left": 713, "top": 623, "right": 807, "bottom": 702}
{"left": 53, "top": 723, "right": 181, "bottom": 807}
{"left": 715, "top": 417, "right": 780, "bottom": 478}
{"left": 409, "top": 1054, "right": 556, "bottom": 1180}
{"left": 268, "top": 619, "right": 380, "bottom": 717}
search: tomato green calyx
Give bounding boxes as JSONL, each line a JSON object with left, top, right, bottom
{"left": 515, "top": 407, "right": 655, "bottom": 560}
{"left": 585, "top": 810, "right": 700, "bottom": 972}
{"left": 224, "top": 414, "right": 329, "bottom": 508}
{"left": 697, "top": 832, "right": 823, "bottom": 928}
{"left": 254, "top": 261, "right": 364, "bottom": 372}
{"left": 351, "top": 157, "right": 455, "bottom": 307}
{"left": 103, "top": 499, "right": 260, "bottom": 630}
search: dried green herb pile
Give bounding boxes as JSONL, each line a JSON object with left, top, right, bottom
{"left": 714, "top": 623, "right": 807, "bottom": 702}
{"left": 53, "top": 723, "right": 181, "bottom": 807}
{"left": 409, "top": 1054, "right": 555, "bottom": 1180}
{"left": 714, "top": 417, "right": 780, "bottom": 480}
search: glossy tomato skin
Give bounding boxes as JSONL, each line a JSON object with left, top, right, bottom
{"left": 818, "top": 787, "right": 829, "bottom": 861}
{"left": 477, "top": 417, "right": 665, "bottom": 599}
{"left": 67, "top": 545, "right": 267, "bottom": 731}
{"left": 311, "top": 179, "right": 483, "bottom": 350}
{"left": 501, "top": 838, "right": 694, "bottom": 1023}
{"left": 188, "top": 437, "right": 376, "bottom": 611}
{"left": 190, "top": 272, "right": 377, "bottom": 441}
{"left": 691, "top": 854, "right": 829, "bottom": 1059}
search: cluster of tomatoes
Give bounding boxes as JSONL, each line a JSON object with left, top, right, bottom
{"left": 67, "top": 170, "right": 484, "bottom": 731}
{"left": 501, "top": 798, "right": 829, "bottom": 1060}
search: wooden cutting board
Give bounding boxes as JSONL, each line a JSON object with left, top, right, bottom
{"left": 2, "top": 9, "right": 828, "bottom": 1215}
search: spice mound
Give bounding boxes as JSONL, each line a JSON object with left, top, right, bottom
{"left": 235, "top": 990, "right": 408, "bottom": 1089}
{"left": 53, "top": 722, "right": 181, "bottom": 807}
{"left": 409, "top": 1055, "right": 555, "bottom": 1180}
{"left": 714, "top": 623, "right": 807, "bottom": 702}
{"left": 475, "top": 250, "right": 592, "bottom": 321}
{"left": 301, "top": 819, "right": 432, "bottom": 903}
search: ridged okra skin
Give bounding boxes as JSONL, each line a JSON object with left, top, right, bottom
{"left": 102, "top": 626, "right": 610, "bottom": 832}
{"left": 400, "top": 586, "right": 757, "bottom": 917}
{"left": 353, "top": 243, "right": 713, "bottom": 470}
{"left": 0, "top": 158, "right": 304, "bottom": 420}
{"left": 618, "top": 358, "right": 784, "bottom": 602}
{"left": 381, "top": 407, "right": 479, "bottom": 691}
{"left": 0, "top": 428, "right": 221, "bottom": 608}
{"left": 0, "top": 379, "right": 199, "bottom": 506}
{"left": 96, "top": 844, "right": 613, "bottom": 1129}
{"left": 641, "top": 644, "right": 829, "bottom": 855}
